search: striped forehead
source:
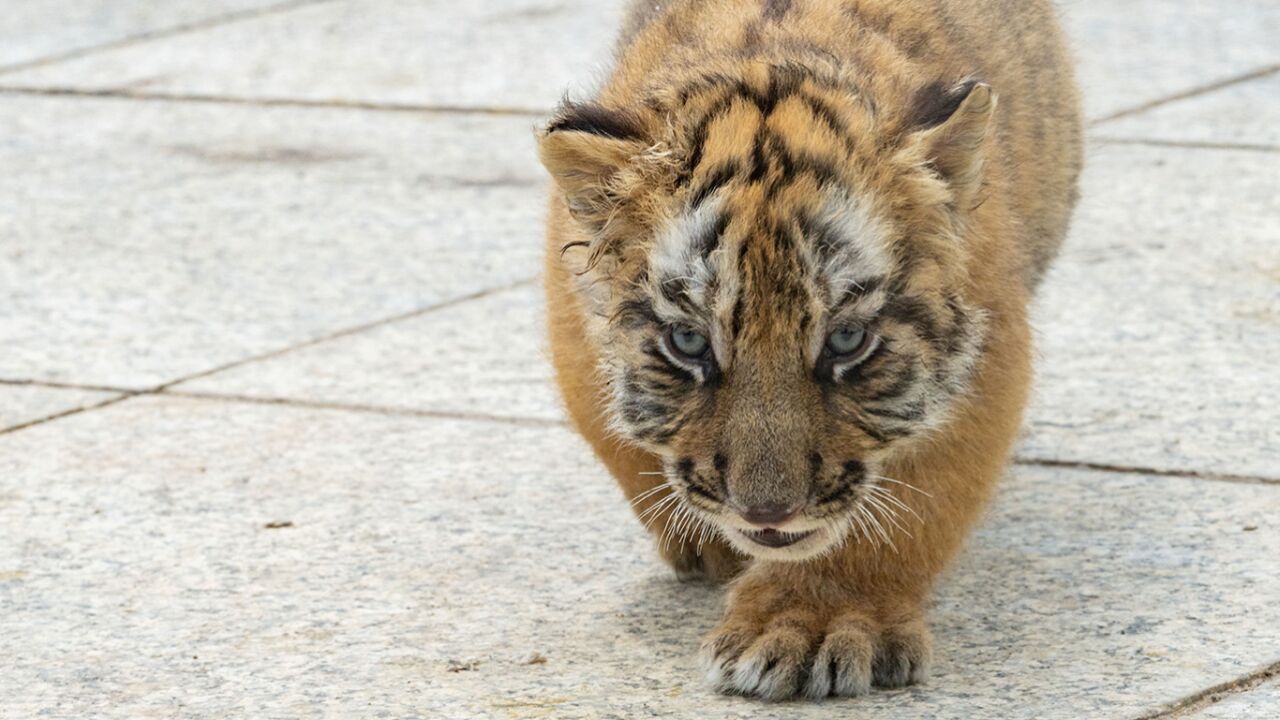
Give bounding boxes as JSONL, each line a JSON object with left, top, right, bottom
{"left": 647, "top": 197, "right": 728, "bottom": 321}
{"left": 645, "top": 187, "right": 892, "bottom": 335}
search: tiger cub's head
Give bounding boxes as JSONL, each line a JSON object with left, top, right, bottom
{"left": 539, "top": 64, "right": 997, "bottom": 560}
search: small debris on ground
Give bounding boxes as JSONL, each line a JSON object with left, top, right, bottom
{"left": 446, "top": 659, "right": 481, "bottom": 673}
{"left": 1243, "top": 525, "right": 1258, "bottom": 532}
{"left": 263, "top": 521, "right": 294, "bottom": 529}
{"left": 521, "top": 652, "right": 547, "bottom": 665}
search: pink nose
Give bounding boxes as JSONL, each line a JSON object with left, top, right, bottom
{"left": 738, "top": 503, "right": 798, "bottom": 527}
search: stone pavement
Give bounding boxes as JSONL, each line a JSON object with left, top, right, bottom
{"left": 1, "top": 2, "right": 1276, "bottom": 718}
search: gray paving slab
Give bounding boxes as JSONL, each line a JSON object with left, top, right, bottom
{"left": 1097, "top": 74, "right": 1280, "bottom": 148}
{"left": 1023, "top": 143, "right": 1280, "bottom": 479}
{"left": 1188, "top": 678, "right": 1280, "bottom": 719}
{"left": 1063, "top": 1, "right": 1280, "bottom": 120}
{"left": 6, "top": 1, "right": 1277, "bottom": 122}
{"left": 0, "top": 94, "right": 546, "bottom": 389}
{"left": 0, "top": 0, "right": 302, "bottom": 70}
{"left": 0, "top": 0, "right": 622, "bottom": 111}
{"left": 177, "top": 283, "right": 563, "bottom": 422}
{"left": 1, "top": 396, "right": 1278, "bottom": 718}
{"left": 0, "top": 384, "right": 121, "bottom": 431}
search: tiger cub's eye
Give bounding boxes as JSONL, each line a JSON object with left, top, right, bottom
{"left": 668, "top": 325, "right": 710, "bottom": 359}
{"left": 825, "top": 326, "right": 869, "bottom": 357}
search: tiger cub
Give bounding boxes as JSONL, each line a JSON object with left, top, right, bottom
{"left": 538, "top": 0, "right": 1081, "bottom": 699}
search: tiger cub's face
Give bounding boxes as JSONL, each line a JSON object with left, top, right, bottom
{"left": 540, "top": 66, "right": 996, "bottom": 560}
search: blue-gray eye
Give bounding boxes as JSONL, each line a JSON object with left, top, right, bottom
{"left": 668, "top": 325, "right": 709, "bottom": 359}
{"left": 825, "top": 326, "right": 868, "bottom": 357}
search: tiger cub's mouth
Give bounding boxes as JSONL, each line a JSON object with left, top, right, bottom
{"left": 739, "top": 527, "right": 816, "bottom": 548}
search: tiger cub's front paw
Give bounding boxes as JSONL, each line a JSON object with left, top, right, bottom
{"left": 699, "top": 595, "right": 931, "bottom": 700}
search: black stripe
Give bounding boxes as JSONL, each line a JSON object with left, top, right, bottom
{"left": 682, "top": 93, "right": 738, "bottom": 180}
{"left": 697, "top": 210, "right": 731, "bottom": 258}
{"left": 642, "top": 341, "right": 697, "bottom": 381}
{"left": 613, "top": 297, "right": 658, "bottom": 329}
{"left": 763, "top": 0, "right": 792, "bottom": 22}
{"left": 862, "top": 364, "right": 918, "bottom": 402}
{"left": 687, "top": 482, "right": 720, "bottom": 502}
{"left": 800, "top": 211, "right": 840, "bottom": 263}
{"left": 748, "top": 128, "right": 769, "bottom": 182}
{"left": 833, "top": 276, "right": 884, "bottom": 308}
{"left": 778, "top": 147, "right": 844, "bottom": 187}
{"left": 659, "top": 275, "right": 687, "bottom": 305}
{"left": 861, "top": 402, "right": 926, "bottom": 422}
{"left": 763, "top": 64, "right": 804, "bottom": 113}
{"left": 689, "top": 162, "right": 739, "bottom": 209}
{"left": 800, "top": 93, "right": 859, "bottom": 155}
{"left": 814, "top": 483, "right": 852, "bottom": 506}
{"left": 883, "top": 295, "right": 944, "bottom": 350}
{"left": 841, "top": 460, "right": 867, "bottom": 482}
{"left": 849, "top": 416, "right": 906, "bottom": 444}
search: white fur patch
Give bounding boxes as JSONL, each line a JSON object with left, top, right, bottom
{"left": 812, "top": 189, "right": 893, "bottom": 303}
{"left": 646, "top": 198, "right": 738, "bottom": 367}
{"left": 648, "top": 198, "right": 723, "bottom": 316}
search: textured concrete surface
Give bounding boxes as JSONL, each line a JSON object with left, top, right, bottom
{"left": 0, "top": 0, "right": 624, "bottom": 110}
{"left": 178, "top": 283, "right": 563, "bottom": 422}
{"left": 1063, "top": 0, "right": 1280, "bottom": 120}
{"left": 4, "top": 1, "right": 1279, "bottom": 122}
{"left": 0, "top": 97, "right": 542, "bottom": 388}
{"left": 2, "top": 1, "right": 1278, "bottom": 719}
{"left": 0, "top": 0, "right": 300, "bottom": 69}
{"left": 1098, "top": 74, "right": 1280, "bottom": 147}
{"left": 1023, "top": 144, "right": 1280, "bottom": 479}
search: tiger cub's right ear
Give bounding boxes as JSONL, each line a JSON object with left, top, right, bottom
{"left": 538, "top": 102, "right": 650, "bottom": 230}
{"left": 903, "top": 79, "right": 996, "bottom": 200}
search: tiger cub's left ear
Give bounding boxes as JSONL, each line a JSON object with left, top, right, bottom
{"left": 905, "top": 79, "right": 996, "bottom": 197}
{"left": 538, "top": 102, "right": 651, "bottom": 230}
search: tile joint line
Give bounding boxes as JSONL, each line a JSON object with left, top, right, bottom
{"left": 0, "top": 278, "right": 536, "bottom": 435}
{"left": 0, "top": 85, "right": 548, "bottom": 118}
{"left": 153, "top": 276, "right": 537, "bottom": 392}
{"left": 4, "top": 377, "right": 1280, "bottom": 489}
{"left": 1130, "top": 659, "right": 1280, "bottom": 719}
{"left": 1091, "top": 61, "right": 1280, "bottom": 125}
{"left": 1092, "top": 136, "right": 1280, "bottom": 154}
{"left": 1013, "top": 457, "right": 1278, "bottom": 486}
{"left": 0, "top": 0, "right": 341, "bottom": 78}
